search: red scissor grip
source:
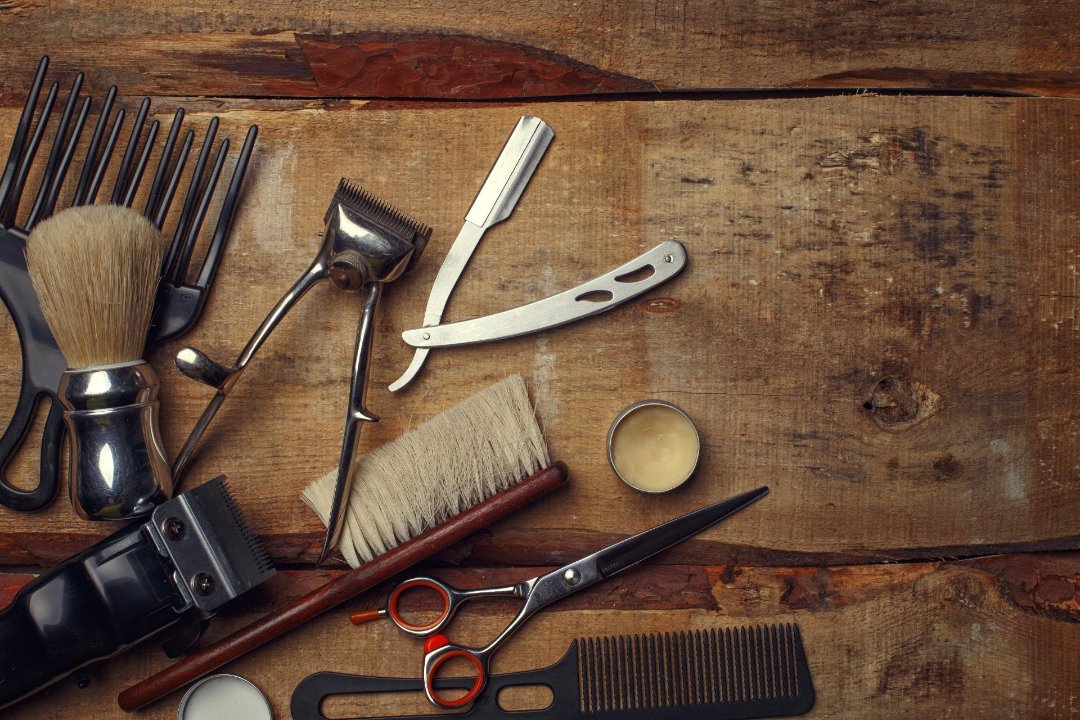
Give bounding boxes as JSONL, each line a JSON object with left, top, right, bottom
{"left": 387, "top": 579, "right": 451, "bottom": 633}
{"left": 426, "top": 649, "right": 485, "bottom": 708}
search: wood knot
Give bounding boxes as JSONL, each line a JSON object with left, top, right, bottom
{"left": 862, "top": 376, "right": 941, "bottom": 431}
{"left": 932, "top": 453, "right": 961, "bottom": 479}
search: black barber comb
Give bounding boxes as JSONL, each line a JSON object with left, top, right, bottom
{"left": 291, "top": 623, "right": 815, "bottom": 720}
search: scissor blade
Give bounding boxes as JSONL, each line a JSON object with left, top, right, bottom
{"left": 595, "top": 487, "right": 769, "bottom": 578}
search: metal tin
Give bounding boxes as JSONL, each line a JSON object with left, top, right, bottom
{"left": 607, "top": 400, "right": 701, "bottom": 493}
{"left": 177, "top": 674, "right": 272, "bottom": 720}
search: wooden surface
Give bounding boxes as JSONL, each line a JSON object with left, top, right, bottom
{"left": 0, "top": 3, "right": 1077, "bottom": 718}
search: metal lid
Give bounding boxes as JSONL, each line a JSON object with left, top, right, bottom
{"left": 178, "top": 674, "right": 272, "bottom": 720}
{"left": 607, "top": 399, "right": 701, "bottom": 493}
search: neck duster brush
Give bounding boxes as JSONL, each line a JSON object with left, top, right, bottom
{"left": 25, "top": 204, "right": 171, "bottom": 520}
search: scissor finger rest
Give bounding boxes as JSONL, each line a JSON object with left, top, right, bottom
{"left": 423, "top": 641, "right": 487, "bottom": 709}
{"left": 388, "top": 578, "right": 454, "bottom": 634}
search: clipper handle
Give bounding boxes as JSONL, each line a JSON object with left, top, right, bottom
{"left": 0, "top": 521, "right": 193, "bottom": 710}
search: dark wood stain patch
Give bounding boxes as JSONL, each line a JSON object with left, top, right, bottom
{"left": 969, "top": 553, "right": 1080, "bottom": 621}
{"left": 294, "top": 32, "right": 658, "bottom": 99}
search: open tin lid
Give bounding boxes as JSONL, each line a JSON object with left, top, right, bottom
{"left": 178, "top": 674, "right": 272, "bottom": 720}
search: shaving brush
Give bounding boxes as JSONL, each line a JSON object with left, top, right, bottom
{"left": 25, "top": 205, "right": 171, "bottom": 520}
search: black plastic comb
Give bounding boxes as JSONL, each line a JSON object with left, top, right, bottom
{"left": 0, "top": 56, "right": 257, "bottom": 511}
{"left": 291, "top": 623, "right": 815, "bottom": 720}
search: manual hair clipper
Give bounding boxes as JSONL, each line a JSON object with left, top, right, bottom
{"left": 172, "top": 179, "right": 431, "bottom": 563}
{"left": 0, "top": 476, "right": 275, "bottom": 711}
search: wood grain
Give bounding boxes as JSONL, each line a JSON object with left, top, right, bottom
{"left": 0, "top": 96, "right": 1076, "bottom": 567}
{"left": 2, "top": 554, "right": 1078, "bottom": 718}
{"left": 0, "top": 1, "right": 1077, "bottom": 101}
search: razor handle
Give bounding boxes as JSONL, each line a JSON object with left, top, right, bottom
{"left": 0, "top": 519, "right": 199, "bottom": 710}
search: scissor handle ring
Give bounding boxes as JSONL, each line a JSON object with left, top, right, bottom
{"left": 387, "top": 578, "right": 452, "bottom": 634}
{"left": 426, "top": 648, "right": 485, "bottom": 708}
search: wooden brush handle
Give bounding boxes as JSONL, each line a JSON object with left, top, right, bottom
{"left": 117, "top": 462, "right": 568, "bottom": 712}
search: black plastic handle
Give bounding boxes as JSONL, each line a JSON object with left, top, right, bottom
{"left": 0, "top": 227, "right": 67, "bottom": 511}
{"left": 0, "top": 519, "right": 193, "bottom": 711}
{"left": 290, "top": 644, "right": 580, "bottom": 720}
{"left": 0, "top": 388, "right": 62, "bottom": 511}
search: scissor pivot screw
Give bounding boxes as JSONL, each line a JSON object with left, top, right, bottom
{"left": 563, "top": 568, "right": 581, "bottom": 586}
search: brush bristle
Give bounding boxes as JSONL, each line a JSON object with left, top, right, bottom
{"left": 25, "top": 205, "right": 164, "bottom": 368}
{"left": 302, "top": 375, "right": 549, "bottom": 567}
{"left": 328, "top": 178, "right": 433, "bottom": 245}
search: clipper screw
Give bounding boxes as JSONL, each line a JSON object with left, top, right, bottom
{"left": 164, "top": 517, "right": 185, "bottom": 541}
{"left": 193, "top": 573, "right": 216, "bottom": 596}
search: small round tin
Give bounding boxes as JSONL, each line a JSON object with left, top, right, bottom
{"left": 177, "top": 674, "right": 272, "bottom": 720}
{"left": 607, "top": 400, "right": 701, "bottom": 493}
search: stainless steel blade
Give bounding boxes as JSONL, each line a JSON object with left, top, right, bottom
{"left": 389, "top": 116, "right": 553, "bottom": 392}
{"left": 594, "top": 487, "right": 768, "bottom": 579}
{"left": 401, "top": 240, "right": 688, "bottom": 349}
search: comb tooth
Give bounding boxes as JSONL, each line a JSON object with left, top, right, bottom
{"left": 747, "top": 625, "right": 758, "bottom": 702}
{"left": 72, "top": 85, "right": 117, "bottom": 206}
{"left": 589, "top": 636, "right": 599, "bottom": 714}
{"left": 144, "top": 108, "right": 185, "bottom": 219}
{"left": 770, "top": 623, "right": 781, "bottom": 699}
{"left": 789, "top": 624, "right": 800, "bottom": 697}
{"left": 673, "top": 631, "right": 685, "bottom": 707}
{"left": 615, "top": 634, "right": 625, "bottom": 711}
{"left": 755, "top": 624, "right": 765, "bottom": 701}
{"left": 709, "top": 628, "right": 720, "bottom": 704}
{"left": 85, "top": 106, "right": 125, "bottom": 204}
{"left": 725, "top": 626, "right": 737, "bottom": 703}
{"left": 594, "top": 635, "right": 605, "bottom": 713}
{"left": 785, "top": 623, "right": 796, "bottom": 698}
{"left": 684, "top": 631, "right": 695, "bottom": 706}
{"left": 666, "top": 632, "right": 677, "bottom": 707}
{"left": 630, "top": 634, "right": 639, "bottom": 708}
{"left": 0, "top": 56, "right": 48, "bottom": 214}
{"left": 577, "top": 638, "right": 586, "bottom": 714}
{"left": 693, "top": 629, "right": 704, "bottom": 706}
{"left": 111, "top": 97, "right": 151, "bottom": 205}
{"left": 4, "top": 80, "right": 58, "bottom": 227}
{"left": 762, "top": 624, "right": 774, "bottom": 700}
{"left": 743, "top": 626, "right": 751, "bottom": 699}
{"left": 663, "top": 631, "right": 674, "bottom": 707}
{"left": 687, "top": 631, "right": 697, "bottom": 706}
{"left": 605, "top": 635, "right": 616, "bottom": 712}
{"left": 596, "top": 635, "right": 607, "bottom": 713}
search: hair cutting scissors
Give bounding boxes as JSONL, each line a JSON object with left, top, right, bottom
{"left": 351, "top": 486, "right": 769, "bottom": 709}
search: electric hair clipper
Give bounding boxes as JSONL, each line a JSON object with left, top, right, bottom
{"left": 0, "top": 476, "right": 275, "bottom": 711}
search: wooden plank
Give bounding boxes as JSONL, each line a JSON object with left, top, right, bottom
{"left": 3, "top": 554, "right": 1079, "bottom": 718}
{"left": 0, "top": 1, "right": 1077, "bottom": 101}
{"left": 0, "top": 96, "right": 1076, "bottom": 567}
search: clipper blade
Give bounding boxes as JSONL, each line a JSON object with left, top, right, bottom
{"left": 150, "top": 476, "right": 275, "bottom": 612}
{"left": 327, "top": 179, "right": 432, "bottom": 272}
